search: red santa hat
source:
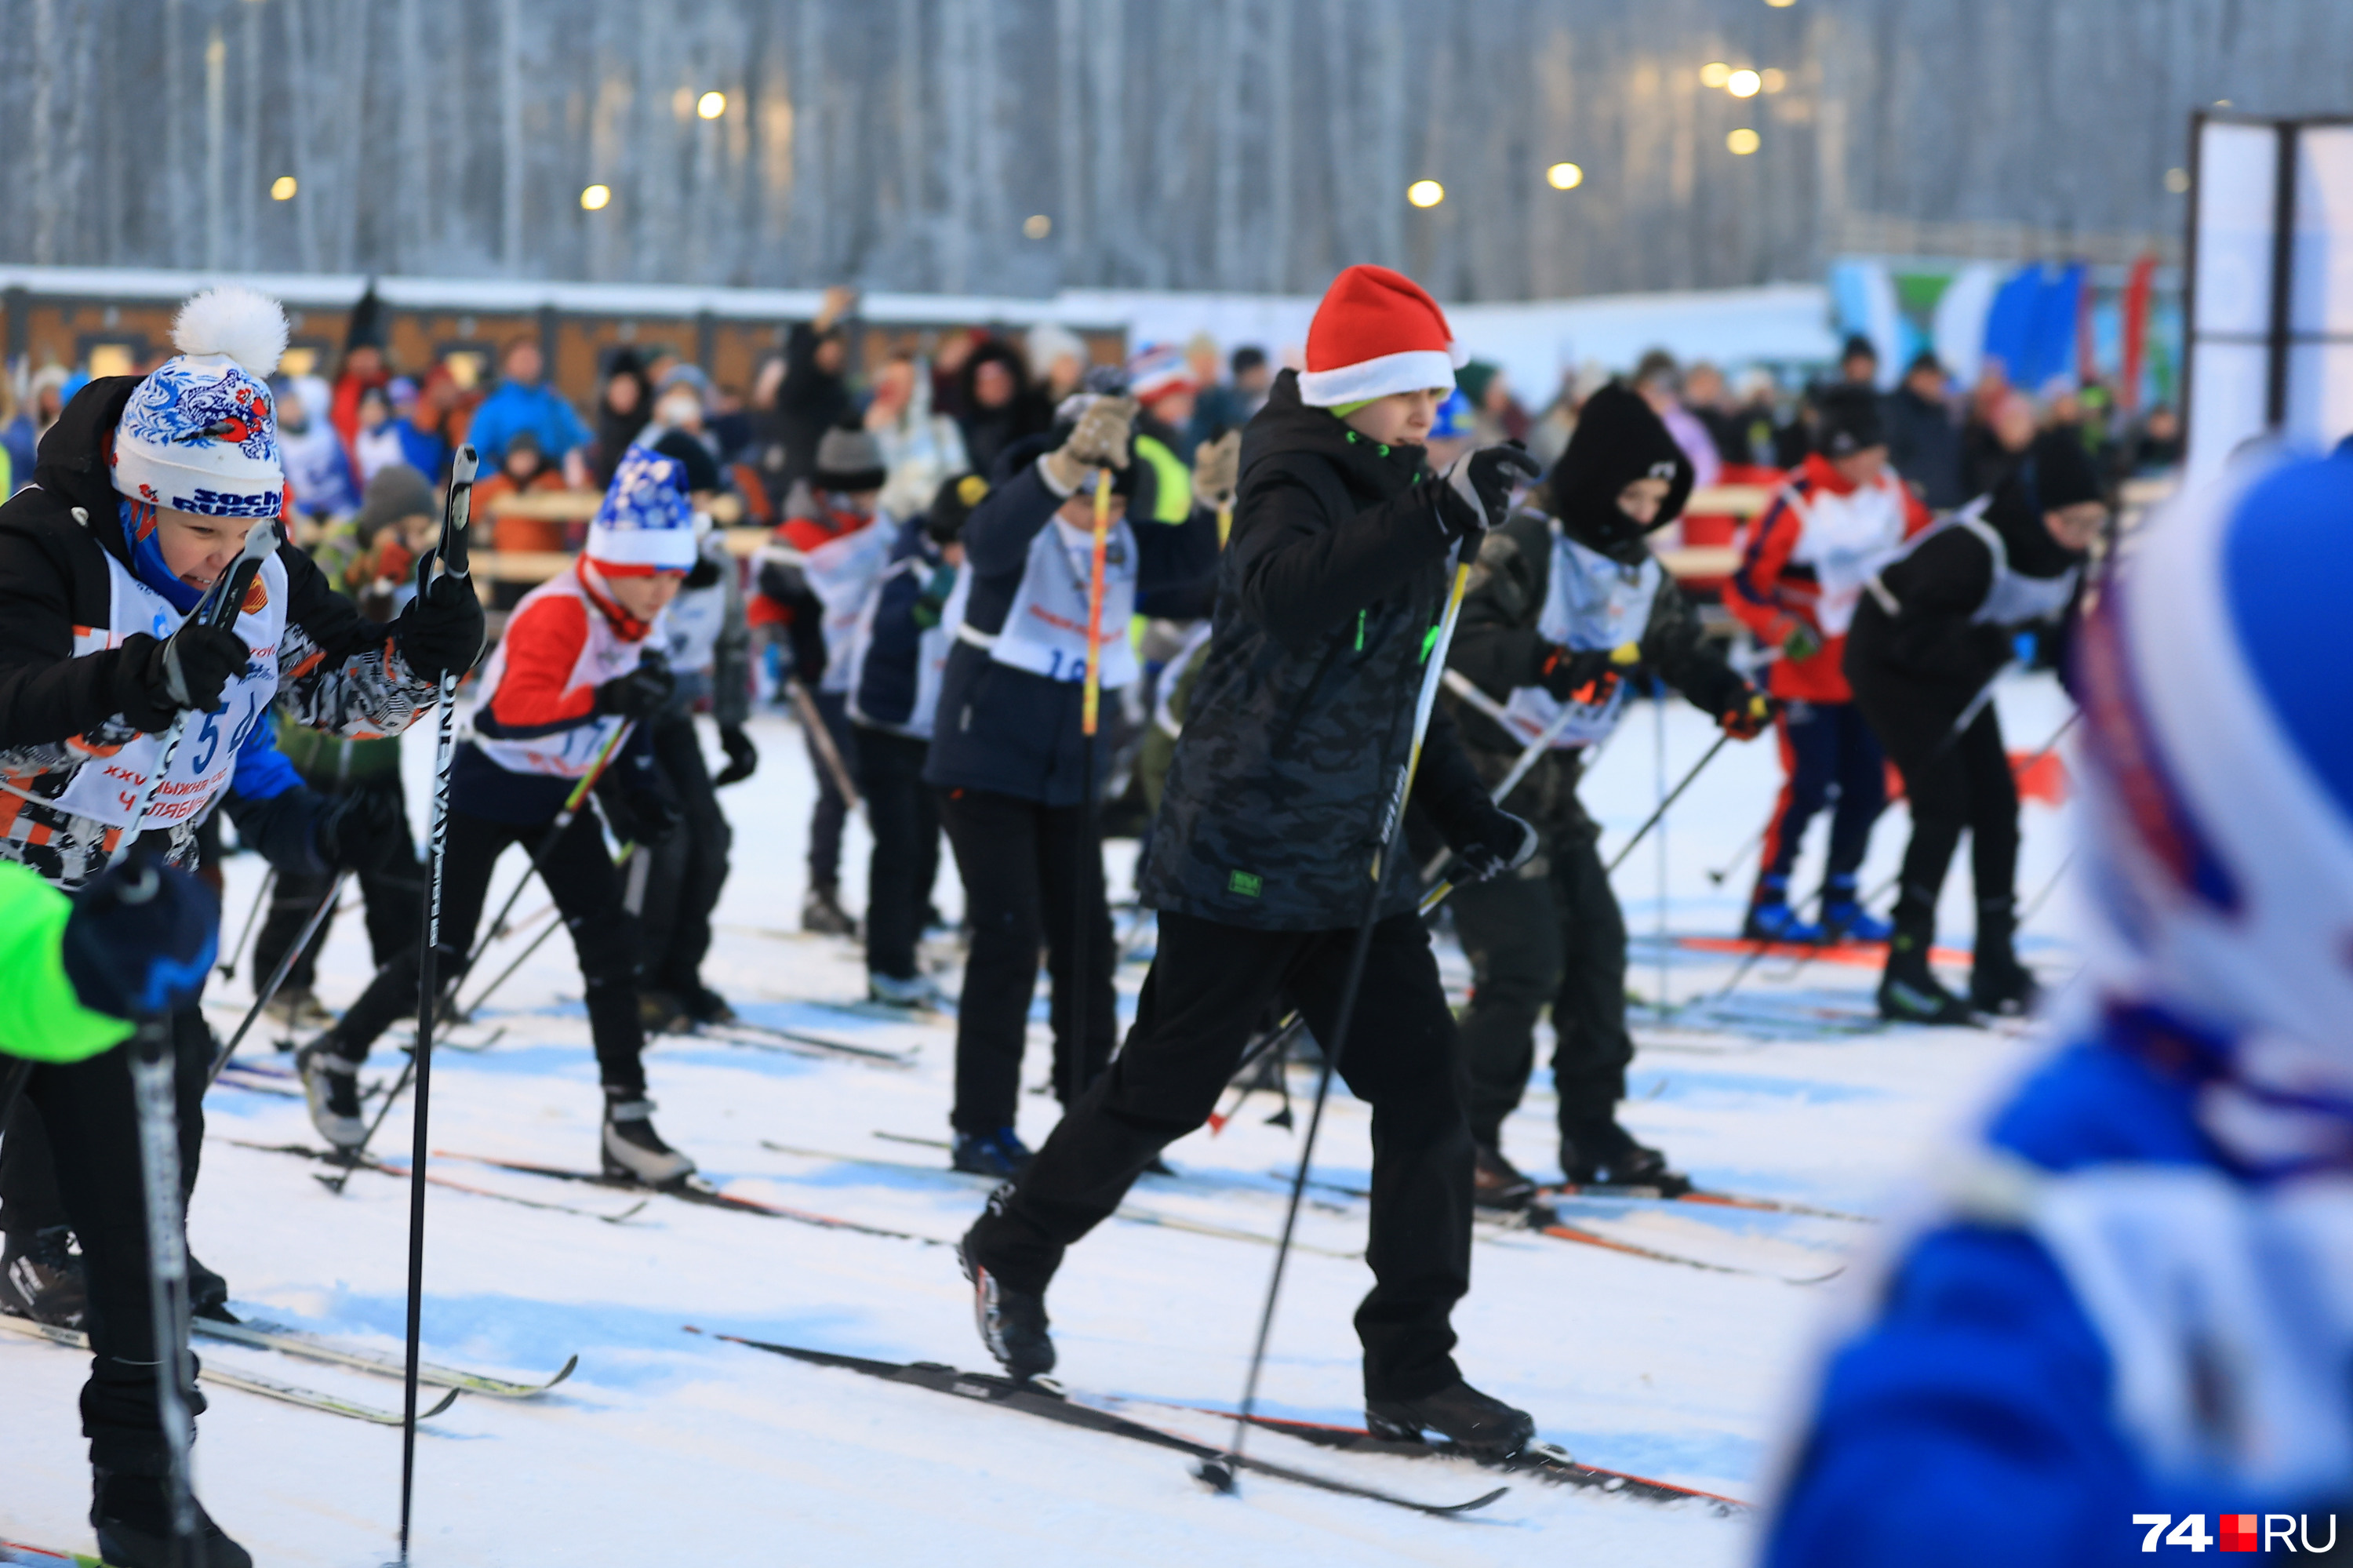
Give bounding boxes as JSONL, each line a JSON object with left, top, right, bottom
{"left": 1296, "top": 265, "right": 1468, "bottom": 409}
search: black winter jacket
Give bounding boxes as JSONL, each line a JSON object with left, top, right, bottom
{"left": 0, "top": 377, "right": 438, "bottom": 888}
{"left": 923, "top": 441, "right": 1220, "bottom": 805}
{"left": 1136, "top": 371, "right": 1494, "bottom": 930}
{"left": 1443, "top": 508, "right": 1748, "bottom": 835}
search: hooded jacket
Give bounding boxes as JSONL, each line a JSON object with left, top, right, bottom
{"left": 1445, "top": 386, "right": 1747, "bottom": 833}
{"left": 1136, "top": 370, "right": 1494, "bottom": 930}
{"left": 0, "top": 377, "right": 439, "bottom": 890}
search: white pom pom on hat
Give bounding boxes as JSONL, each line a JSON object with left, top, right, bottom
{"left": 169, "top": 286, "right": 290, "bottom": 378}
{"left": 1296, "top": 264, "right": 1469, "bottom": 409}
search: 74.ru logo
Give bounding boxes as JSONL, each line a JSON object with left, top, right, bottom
{"left": 2134, "top": 1515, "right": 2338, "bottom": 1552}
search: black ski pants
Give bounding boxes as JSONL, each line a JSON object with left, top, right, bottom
{"left": 1, "top": 1005, "right": 213, "bottom": 1472}
{"left": 250, "top": 769, "right": 423, "bottom": 1001}
{"left": 638, "top": 712, "right": 732, "bottom": 998}
{"left": 1449, "top": 819, "right": 1633, "bottom": 1147}
{"left": 325, "top": 806, "right": 652, "bottom": 1094}
{"left": 1854, "top": 687, "right": 2017, "bottom": 944}
{"left": 858, "top": 727, "right": 942, "bottom": 982}
{"left": 966, "top": 908, "right": 1474, "bottom": 1402}
{"left": 936, "top": 785, "right": 1115, "bottom": 1134}
{"left": 804, "top": 687, "right": 860, "bottom": 893}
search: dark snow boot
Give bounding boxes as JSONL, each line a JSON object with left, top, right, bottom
{"left": 1366, "top": 1380, "right": 1537, "bottom": 1459}
{"left": 1877, "top": 895, "right": 1973, "bottom": 1024}
{"left": 950, "top": 1126, "right": 1035, "bottom": 1179}
{"left": 675, "top": 984, "right": 737, "bottom": 1025}
{"left": 801, "top": 884, "right": 860, "bottom": 937}
{"left": 600, "top": 1092, "right": 696, "bottom": 1187}
{"left": 1968, "top": 897, "right": 2040, "bottom": 1017}
{"left": 186, "top": 1252, "right": 235, "bottom": 1324}
{"left": 91, "top": 1468, "right": 253, "bottom": 1568}
{"left": 1471, "top": 1142, "right": 1537, "bottom": 1212}
{"left": 958, "top": 1231, "right": 1054, "bottom": 1381}
{"left": 295, "top": 1035, "right": 366, "bottom": 1149}
{"left": 0, "top": 1224, "right": 88, "bottom": 1327}
{"left": 1559, "top": 1118, "right": 1691, "bottom": 1196}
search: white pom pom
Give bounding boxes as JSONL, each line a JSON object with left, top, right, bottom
{"left": 171, "top": 286, "right": 289, "bottom": 377}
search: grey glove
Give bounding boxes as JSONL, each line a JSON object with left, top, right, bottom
{"left": 1191, "top": 429, "right": 1242, "bottom": 511}
{"left": 1040, "top": 395, "right": 1139, "bottom": 493}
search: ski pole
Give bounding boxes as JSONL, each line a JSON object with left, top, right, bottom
{"left": 206, "top": 874, "right": 344, "bottom": 1084}
{"left": 218, "top": 865, "right": 274, "bottom": 982}
{"left": 108, "top": 520, "right": 280, "bottom": 871}
{"left": 451, "top": 846, "right": 635, "bottom": 1024}
{"left": 1706, "top": 820, "right": 1770, "bottom": 887}
{"left": 110, "top": 862, "right": 199, "bottom": 1567}
{"left": 1603, "top": 729, "right": 1732, "bottom": 876}
{"left": 787, "top": 678, "right": 862, "bottom": 814}
{"left": 1065, "top": 468, "right": 1116, "bottom": 1112}
{"left": 1419, "top": 680, "right": 1605, "bottom": 883}
{"left": 1854, "top": 707, "right": 2080, "bottom": 916}
{"left": 1202, "top": 546, "right": 1475, "bottom": 1496}
{"left": 398, "top": 444, "right": 476, "bottom": 1563}
{"left": 461, "top": 715, "right": 635, "bottom": 974}
{"left": 316, "top": 1049, "right": 417, "bottom": 1197}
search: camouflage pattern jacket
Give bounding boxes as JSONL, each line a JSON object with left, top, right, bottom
{"left": 0, "top": 377, "right": 440, "bottom": 890}
{"left": 1138, "top": 371, "right": 1490, "bottom": 931}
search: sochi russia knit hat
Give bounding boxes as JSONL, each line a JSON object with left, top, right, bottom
{"left": 111, "top": 286, "right": 289, "bottom": 518}
{"left": 1295, "top": 264, "right": 1468, "bottom": 409}
{"left": 587, "top": 446, "right": 699, "bottom": 575}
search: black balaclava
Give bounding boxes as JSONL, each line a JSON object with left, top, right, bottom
{"left": 1984, "top": 429, "right": 2100, "bottom": 579}
{"left": 1547, "top": 383, "right": 1695, "bottom": 562}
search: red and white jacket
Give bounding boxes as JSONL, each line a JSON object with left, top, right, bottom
{"left": 1728, "top": 453, "right": 1932, "bottom": 704}
{"left": 454, "top": 559, "right": 660, "bottom": 823}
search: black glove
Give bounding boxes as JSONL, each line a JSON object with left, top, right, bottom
{"left": 61, "top": 853, "right": 220, "bottom": 1022}
{"left": 714, "top": 724, "right": 759, "bottom": 787}
{"left": 1450, "top": 803, "right": 1539, "bottom": 885}
{"left": 594, "top": 656, "right": 676, "bottom": 720}
{"left": 313, "top": 785, "right": 409, "bottom": 873}
{"left": 395, "top": 571, "right": 487, "bottom": 685}
{"left": 1717, "top": 687, "right": 1775, "bottom": 741}
{"left": 112, "top": 624, "right": 251, "bottom": 731}
{"left": 596, "top": 777, "right": 682, "bottom": 848}
{"left": 1435, "top": 442, "right": 1542, "bottom": 538}
{"left": 1532, "top": 643, "right": 1620, "bottom": 702}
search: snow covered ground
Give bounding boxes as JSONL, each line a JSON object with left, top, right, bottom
{"left": 1, "top": 672, "right": 2081, "bottom": 1566}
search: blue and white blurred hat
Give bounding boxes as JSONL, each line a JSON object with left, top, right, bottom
{"left": 111, "top": 286, "right": 289, "bottom": 518}
{"left": 1431, "top": 388, "right": 1475, "bottom": 441}
{"left": 587, "top": 446, "right": 697, "bottom": 574}
{"left": 2073, "top": 451, "right": 2353, "bottom": 1126}
{"left": 1125, "top": 341, "right": 1198, "bottom": 408}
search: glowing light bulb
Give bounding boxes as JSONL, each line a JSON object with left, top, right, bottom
{"left": 580, "top": 184, "right": 612, "bottom": 211}
{"left": 1546, "top": 162, "right": 1584, "bottom": 191}
{"left": 270, "top": 176, "right": 296, "bottom": 201}
{"left": 1727, "top": 128, "right": 1762, "bottom": 155}
{"left": 1700, "top": 61, "right": 1732, "bottom": 88}
{"left": 696, "top": 91, "right": 726, "bottom": 120}
{"left": 1407, "top": 180, "right": 1446, "bottom": 209}
{"left": 1727, "top": 68, "right": 1762, "bottom": 97}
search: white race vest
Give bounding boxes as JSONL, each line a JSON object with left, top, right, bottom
{"left": 664, "top": 536, "right": 732, "bottom": 677}
{"left": 845, "top": 554, "right": 959, "bottom": 740}
{"left": 464, "top": 566, "right": 656, "bottom": 778}
{"left": 1497, "top": 529, "right": 1660, "bottom": 751}
{"left": 1782, "top": 475, "right": 1910, "bottom": 636}
{"left": 53, "top": 551, "right": 289, "bottom": 831}
{"left": 800, "top": 518, "right": 897, "bottom": 694}
{"left": 1874, "top": 502, "right": 2081, "bottom": 630}
{"left": 957, "top": 516, "right": 1141, "bottom": 689}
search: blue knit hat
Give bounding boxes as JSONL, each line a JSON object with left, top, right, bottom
{"left": 587, "top": 446, "right": 697, "bottom": 573}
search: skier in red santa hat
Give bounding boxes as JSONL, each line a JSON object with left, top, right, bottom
{"left": 957, "top": 264, "right": 1547, "bottom": 1458}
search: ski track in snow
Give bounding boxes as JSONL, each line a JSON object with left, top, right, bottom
{"left": 0, "top": 676, "right": 2078, "bottom": 1565}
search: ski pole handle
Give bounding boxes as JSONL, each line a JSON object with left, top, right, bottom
{"left": 1082, "top": 468, "right": 1113, "bottom": 738}
{"left": 442, "top": 446, "right": 477, "bottom": 580}
{"left": 1372, "top": 555, "right": 1475, "bottom": 881}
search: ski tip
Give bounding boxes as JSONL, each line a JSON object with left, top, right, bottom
{"left": 602, "top": 1199, "right": 652, "bottom": 1224}
{"left": 544, "top": 1354, "right": 580, "bottom": 1391}
{"left": 1446, "top": 1486, "right": 1511, "bottom": 1515}
{"left": 1191, "top": 1457, "right": 1238, "bottom": 1495}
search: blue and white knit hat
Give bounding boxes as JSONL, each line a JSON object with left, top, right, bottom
{"left": 111, "top": 286, "right": 289, "bottom": 518}
{"left": 587, "top": 446, "right": 698, "bottom": 574}
{"left": 1125, "top": 341, "right": 1198, "bottom": 408}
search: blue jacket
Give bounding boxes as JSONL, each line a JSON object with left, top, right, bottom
{"left": 462, "top": 379, "right": 591, "bottom": 470}
{"left": 923, "top": 445, "right": 1218, "bottom": 806}
{"left": 851, "top": 518, "right": 952, "bottom": 737}
{"left": 1767, "top": 1016, "right": 2351, "bottom": 1567}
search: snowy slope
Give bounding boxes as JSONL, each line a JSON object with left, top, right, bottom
{"left": 0, "top": 673, "right": 2079, "bottom": 1566}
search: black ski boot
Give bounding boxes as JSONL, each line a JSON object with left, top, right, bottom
{"left": 91, "top": 1468, "right": 252, "bottom": 1568}
{"left": 950, "top": 1126, "right": 1035, "bottom": 1179}
{"left": 957, "top": 1228, "right": 1054, "bottom": 1381}
{"left": 676, "top": 983, "right": 737, "bottom": 1025}
{"left": 295, "top": 1035, "right": 366, "bottom": 1149}
{"left": 1366, "top": 1380, "right": 1537, "bottom": 1459}
{"left": 1559, "top": 1118, "right": 1691, "bottom": 1196}
{"left": 1471, "top": 1142, "right": 1537, "bottom": 1212}
{"left": 0, "top": 1224, "right": 88, "bottom": 1327}
{"left": 600, "top": 1091, "right": 696, "bottom": 1187}
{"left": 1968, "top": 897, "right": 2040, "bottom": 1017}
{"left": 802, "top": 884, "right": 860, "bottom": 938}
{"left": 186, "top": 1252, "right": 235, "bottom": 1324}
{"left": 1877, "top": 895, "right": 1973, "bottom": 1024}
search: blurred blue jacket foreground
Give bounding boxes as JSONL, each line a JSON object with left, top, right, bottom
{"left": 1765, "top": 453, "right": 2353, "bottom": 1567}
